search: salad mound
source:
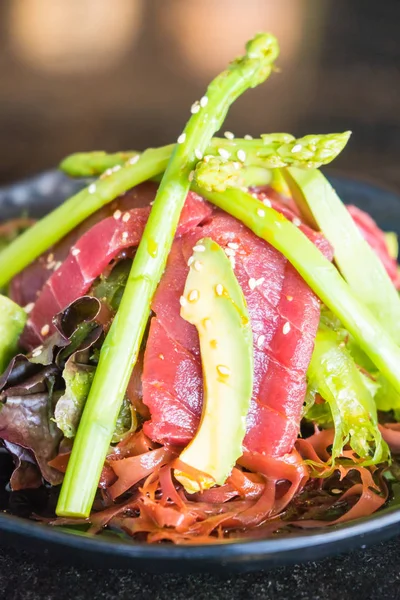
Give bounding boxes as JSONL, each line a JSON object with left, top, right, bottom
{"left": 0, "top": 32, "right": 399, "bottom": 543}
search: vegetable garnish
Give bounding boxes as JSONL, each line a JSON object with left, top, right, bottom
{"left": 1, "top": 31, "right": 399, "bottom": 543}
{"left": 57, "top": 33, "right": 280, "bottom": 518}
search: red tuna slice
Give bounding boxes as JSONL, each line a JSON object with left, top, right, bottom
{"left": 21, "top": 191, "right": 212, "bottom": 350}
{"left": 143, "top": 206, "right": 333, "bottom": 457}
{"left": 10, "top": 182, "right": 161, "bottom": 308}
{"left": 347, "top": 204, "right": 400, "bottom": 289}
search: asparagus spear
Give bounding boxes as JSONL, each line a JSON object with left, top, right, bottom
{"left": 193, "top": 185, "right": 400, "bottom": 394}
{"left": 60, "top": 132, "right": 350, "bottom": 178}
{"left": 283, "top": 167, "right": 400, "bottom": 343}
{"left": 57, "top": 32, "right": 280, "bottom": 518}
{"left": 0, "top": 145, "right": 174, "bottom": 287}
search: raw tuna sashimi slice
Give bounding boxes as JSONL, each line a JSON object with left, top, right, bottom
{"left": 143, "top": 205, "right": 333, "bottom": 457}
{"left": 21, "top": 191, "right": 212, "bottom": 350}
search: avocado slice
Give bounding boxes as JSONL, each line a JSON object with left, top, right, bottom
{"left": 0, "top": 294, "right": 27, "bottom": 374}
{"left": 175, "top": 237, "right": 253, "bottom": 494}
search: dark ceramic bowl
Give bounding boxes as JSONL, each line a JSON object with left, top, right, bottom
{"left": 0, "top": 171, "right": 400, "bottom": 573}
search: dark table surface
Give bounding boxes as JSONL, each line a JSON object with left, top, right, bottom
{"left": 1, "top": 0, "right": 400, "bottom": 597}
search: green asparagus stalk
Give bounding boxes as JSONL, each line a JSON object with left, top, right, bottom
{"left": 193, "top": 185, "right": 400, "bottom": 393}
{"left": 283, "top": 167, "right": 400, "bottom": 344}
{"left": 0, "top": 146, "right": 174, "bottom": 287}
{"left": 60, "top": 132, "right": 350, "bottom": 178}
{"left": 56, "top": 32, "right": 280, "bottom": 518}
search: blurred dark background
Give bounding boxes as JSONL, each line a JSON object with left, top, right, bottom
{"left": 0, "top": 0, "right": 399, "bottom": 189}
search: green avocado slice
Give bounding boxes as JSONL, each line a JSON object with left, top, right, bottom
{"left": 0, "top": 294, "right": 27, "bottom": 374}
{"left": 175, "top": 237, "right": 253, "bottom": 494}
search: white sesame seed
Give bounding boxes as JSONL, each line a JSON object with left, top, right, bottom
{"left": 229, "top": 256, "right": 236, "bottom": 269}
{"left": 248, "top": 278, "right": 257, "bottom": 291}
{"left": 257, "top": 335, "right": 265, "bottom": 349}
{"left": 122, "top": 212, "right": 131, "bottom": 222}
{"left": 244, "top": 134, "right": 253, "bottom": 140}
{"left": 291, "top": 144, "right": 302, "bottom": 154}
{"left": 227, "top": 242, "right": 239, "bottom": 250}
{"left": 46, "top": 261, "right": 55, "bottom": 270}
{"left": 179, "top": 296, "right": 187, "bottom": 307}
{"left": 255, "top": 277, "right": 265, "bottom": 287}
{"left": 46, "top": 253, "right": 54, "bottom": 263}
{"left": 189, "top": 289, "right": 199, "bottom": 302}
{"left": 122, "top": 232, "right": 129, "bottom": 240}
{"left": 195, "top": 149, "right": 203, "bottom": 160}
{"left": 331, "top": 488, "right": 342, "bottom": 495}
{"left": 41, "top": 324, "right": 50, "bottom": 337}
{"left": 224, "top": 131, "right": 235, "bottom": 140}
{"left": 32, "top": 346, "right": 43, "bottom": 357}
{"left": 194, "top": 260, "right": 203, "bottom": 271}
{"left": 252, "top": 193, "right": 259, "bottom": 199}
{"left": 24, "top": 302, "right": 35, "bottom": 314}
{"left": 187, "top": 256, "right": 194, "bottom": 266}
{"left": 191, "top": 101, "right": 200, "bottom": 114}
{"left": 112, "top": 165, "right": 121, "bottom": 173}
{"left": 71, "top": 248, "right": 80, "bottom": 256}
{"left": 257, "top": 208, "right": 266, "bottom": 218}
{"left": 88, "top": 183, "right": 96, "bottom": 194}
{"left": 292, "top": 217, "right": 302, "bottom": 227}
{"left": 233, "top": 162, "right": 241, "bottom": 170}
{"left": 188, "top": 170, "right": 195, "bottom": 182}
{"left": 54, "top": 261, "right": 62, "bottom": 271}
{"left": 177, "top": 133, "right": 186, "bottom": 144}
{"left": 225, "top": 248, "right": 236, "bottom": 257}
{"left": 193, "top": 244, "right": 206, "bottom": 252}
{"left": 263, "top": 198, "right": 272, "bottom": 208}
{"left": 128, "top": 155, "right": 140, "bottom": 165}
{"left": 217, "top": 365, "right": 230, "bottom": 376}
{"left": 286, "top": 295, "right": 294, "bottom": 302}
{"left": 237, "top": 149, "right": 246, "bottom": 162}
{"left": 283, "top": 322, "right": 291, "bottom": 335}
{"left": 159, "top": 354, "right": 165, "bottom": 360}
{"left": 215, "top": 284, "right": 224, "bottom": 296}
{"left": 218, "top": 148, "right": 231, "bottom": 160}
{"left": 200, "top": 96, "right": 208, "bottom": 108}
{"left": 113, "top": 210, "right": 122, "bottom": 220}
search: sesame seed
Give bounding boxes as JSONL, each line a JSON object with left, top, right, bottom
{"left": 227, "top": 242, "right": 239, "bottom": 250}
{"left": 191, "top": 101, "right": 200, "bottom": 114}
{"left": 46, "top": 261, "right": 55, "bottom": 270}
{"left": 215, "top": 284, "right": 224, "bottom": 296}
{"left": 193, "top": 244, "right": 206, "bottom": 252}
{"left": 194, "top": 260, "right": 203, "bottom": 271}
{"left": 339, "top": 341, "right": 346, "bottom": 348}
{"left": 233, "top": 162, "right": 241, "bottom": 170}
{"left": 291, "top": 144, "right": 302, "bottom": 153}
{"left": 248, "top": 278, "right": 257, "bottom": 290}
{"left": 187, "top": 256, "right": 194, "bottom": 266}
{"left": 112, "top": 165, "right": 121, "bottom": 173}
{"left": 188, "top": 170, "right": 195, "bottom": 182}
{"left": 255, "top": 277, "right": 265, "bottom": 287}
{"left": 71, "top": 248, "right": 80, "bottom": 256}
{"left": 195, "top": 149, "right": 203, "bottom": 160}
{"left": 122, "top": 212, "right": 131, "bottom": 222}
{"left": 113, "top": 210, "right": 122, "bottom": 220}
{"left": 32, "top": 346, "right": 43, "bottom": 357}
{"left": 224, "top": 131, "right": 235, "bottom": 140}
{"left": 128, "top": 155, "right": 140, "bottom": 165}
{"left": 257, "top": 335, "right": 265, "bottom": 348}
{"left": 225, "top": 248, "right": 236, "bottom": 257}
{"left": 24, "top": 302, "right": 34, "bottom": 314}
{"left": 54, "top": 261, "right": 62, "bottom": 271}
{"left": 159, "top": 354, "right": 165, "bottom": 360}
{"left": 292, "top": 217, "right": 302, "bottom": 227}
{"left": 229, "top": 256, "right": 236, "bottom": 269}
{"left": 331, "top": 488, "right": 342, "bottom": 495}
{"left": 179, "top": 296, "right": 187, "bottom": 307}
{"left": 263, "top": 198, "right": 272, "bottom": 208}
{"left": 88, "top": 183, "right": 96, "bottom": 194}
{"left": 282, "top": 322, "right": 291, "bottom": 335}
{"left": 286, "top": 295, "right": 293, "bottom": 302}
{"left": 46, "top": 253, "right": 54, "bottom": 263}
{"left": 41, "top": 324, "right": 50, "bottom": 337}
{"left": 218, "top": 148, "right": 231, "bottom": 160}
{"left": 122, "top": 232, "right": 129, "bottom": 240}
{"left": 217, "top": 365, "right": 230, "bottom": 376}
{"left": 252, "top": 193, "right": 259, "bottom": 199}
{"left": 200, "top": 96, "right": 208, "bottom": 107}
{"left": 237, "top": 149, "right": 246, "bottom": 162}
{"left": 244, "top": 134, "right": 253, "bottom": 140}
{"left": 177, "top": 133, "right": 186, "bottom": 144}
{"left": 257, "top": 208, "right": 266, "bottom": 218}
{"left": 189, "top": 289, "right": 199, "bottom": 302}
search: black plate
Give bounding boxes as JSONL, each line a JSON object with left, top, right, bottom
{"left": 0, "top": 171, "right": 399, "bottom": 573}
